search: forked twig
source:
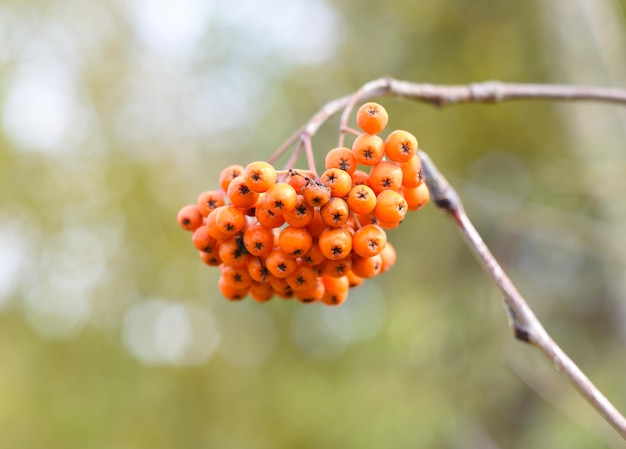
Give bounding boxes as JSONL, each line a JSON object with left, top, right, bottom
{"left": 274, "top": 77, "right": 626, "bottom": 437}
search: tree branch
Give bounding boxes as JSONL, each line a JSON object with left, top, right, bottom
{"left": 277, "top": 77, "right": 626, "bottom": 439}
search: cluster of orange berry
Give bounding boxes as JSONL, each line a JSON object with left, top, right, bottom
{"left": 177, "top": 102, "right": 429, "bottom": 305}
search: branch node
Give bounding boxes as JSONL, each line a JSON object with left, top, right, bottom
{"left": 469, "top": 81, "right": 504, "bottom": 103}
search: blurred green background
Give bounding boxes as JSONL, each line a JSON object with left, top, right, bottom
{"left": 1, "top": 0, "right": 625, "bottom": 447}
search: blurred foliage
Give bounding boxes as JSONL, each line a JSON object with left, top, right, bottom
{"left": 0, "top": 0, "right": 625, "bottom": 447}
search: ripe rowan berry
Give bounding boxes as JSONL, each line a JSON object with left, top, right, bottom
{"left": 269, "top": 276, "right": 291, "bottom": 295}
{"left": 243, "top": 224, "right": 274, "bottom": 257}
{"left": 374, "top": 190, "right": 408, "bottom": 223}
{"left": 352, "top": 224, "right": 387, "bottom": 258}
{"left": 255, "top": 196, "right": 286, "bottom": 228}
{"left": 218, "top": 275, "right": 248, "bottom": 301}
{"left": 219, "top": 164, "right": 244, "bottom": 192}
{"left": 301, "top": 178, "right": 331, "bottom": 207}
{"left": 402, "top": 183, "right": 430, "bottom": 211}
{"left": 346, "top": 184, "right": 377, "bottom": 215}
{"left": 249, "top": 281, "right": 275, "bottom": 302}
{"left": 177, "top": 205, "right": 203, "bottom": 231}
{"left": 305, "top": 209, "right": 328, "bottom": 238}
{"left": 346, "top": 270, "right": 364, "bottom": 288}
{"left": 283, "top": 195, "right": 314, "bottom": 228}
{"left": 287, "top": 171, "right": 309, "bottom": 194}
{"left": 398, "top": 155, "right": 423, "bottom": 189}
{"left": 192, "top": 225, "right": 218, "bottom": 252}
{"left": 302, "top": 241, "right": 326, "bottom": 265}
{"left": 379, "top": 241, "right": 397, "bottom": 273}
{"left": 243, "top": 161, "right": 277, "bottom": 193}
{"left": 352, "top": 133, "right": 384, "bottom": 166}
{"left": 320, "top": 197, "right": 350, "bottom": 228}
{"left": 206, "top": 208, "right": 233, "bottom": 240}
{"left": 286, "top": 261, "right": 318, "bottom": 291}
{"left": 384, "top": 130, "right": 418, "bottom": 163}
{"left": 318, "top": 226, "right": 353, "bottom": 260}
{"left": 221, "top": 264, "right": 253, "bottom": 290}
{"left": 369, "top": 161, "right": 403, "bottom": 194}
{"left": 319, "top": 168, "right": 352, "bottom": 198}
{"left": 356, "top": 102, "right": 388, "bottom": 135}
{"left": 351, "top": 169, "right": 371, "bottom": 187}
{"left": 265, "top": 182, "right": 297, "bottom": 213}
{"left": 199, "top": 249, "right": 222, "bottom": 267}
{"left": 214, "top": 205, "right": 246, "bottom": 235}
{"left": 278, "top": 226, "right": 313, "bottom": 258}
{"left": 227, "top": 176, "right": 259, "bottom": 209}
{"left": 320, "top": 275, "right": 349, "bottom": 306}
{"left": 197, "top": 190, "right": 226, "bottom": 217}
{"left": 265, "top": 247, "right": 298, "bottom": 278}
{"left": 325, "top": 147, "right": 357, "bottom": 175}
{"left": 294, "top": 278, "right": 325, "bottom": 303}
{"left": 218, "top": 235, "right": 251, "bottom": 269}
{"left": 351, "top": 254, "right": 382, "bottom": 279}
{"left": 247, "top": 257, "right": 271, "bottom": 283}
{"left": 320, "top": 257, "right": 352, "bottom": 278}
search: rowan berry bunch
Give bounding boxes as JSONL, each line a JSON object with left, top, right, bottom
{"left": 177, "top": 102, "right": 430, "bottom": 306}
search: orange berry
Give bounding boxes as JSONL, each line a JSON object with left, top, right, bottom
{"left": 301, "top": 179, "right": 331, "bottom": 207}
{"left": 319, "top": 168, "right": 352, "bottom": 198}
{"left": 346, "top": 184, "right": 377, "bottom": 215}
{"left": 269, "top": 276, "right": 292, "bottom": 295}
{"left": 320, "top": 275, "right": 349, "bottom": 306}
{"left": 352, "top": 224, "right": 387, "bottom": 258}
{"left": 352, "top": 133, "right": 384, "bottom": 166}
{"left": 356, "top": 102, "right": 388, "bottom": 135}
{"left": 177, "top": 205, "right": 203, "bottom": 231}
{"left": 325, "top": 147, "right": 357, "bottom": 175}
{"left": 221, "top": 264, "right": 253, "bottom": 290}
{"left": 243, "top": 161, "right": 277, "bottom": 193}
{"left": 199, "top": 249, "right": 222, "bottom": 267}
{"left": 346, "top": 270, "right": 364, "bottom": 288}
{"left": 351, "top": 254, "right": 383, "bottom": 279}
{"left": 265, "top": 182, "right": 297, "bottom": 213}
{"left": 192, "top": 226, "right": 218, "bottom": 252}
{"left": 369, "top": 161, "right": 403, "bottom": 194}
{"left": 400, "top": 155, "right": 424, "bottom": 188}
{"left": 287, "top": 171, "right": 309, "bottom": 193}
{"left": 227, "top": 176, "right": 259, "bottom": 209}
{"left": 286, "top": 261, "right": 318, "bottom": 291}
{"left": 218, "top": 235, "right": 251, "bottom": 269}
{"left": 380, "top": 241, "right": 397, "bottom": 273}
{"left": 318, "top": 226, "right": 353, "bottom": 260}
{"left": 384, "top": 130, "right": 418, "bottom": 163}
{"left": 243, "top": 224, "right": 274, "bottom": 257}
{"left": 294, "top": 278, "right": 325, "bottom": 303}
{"left": 402, "top": 183, "right": 430, "bottom": 211}
{"left": 374, "top": 190, "right": 408, "bottom": 223}
{"left": 219, "top": 164, "right": 244, "bottom": 192}
{"left": 255, "top": 196, "right": 286, "bottom": 228}
{"left": 247, "top": 257, "right": 271, "bottom": 283}
{"left": 278, "top": 226, "right": 313, "bottom": 258}
{"left": 249, "top": 281, "right": 275, "bottom": 302}
{"left": 214, "top": 205, "right": 246, "bottom": 235}
{"left": 320, "top": 257, "right": 352, "bottom": 278}
{"left": 283, "top": 195, "right": 314, "bottom": 228}
{"left": 302, "top": 241, "right": 326, "bottom": 265}
{"left": 206, "top": 208, "right": 232, "bottom": 240}
{"left": 351, "top": 169, "right": 371, "bottom": 187}
{"left": 320, "top": 197, "right": 350, "bottom": 228}
{"left": 196, "top": 190, "right": 226, "bottom": 217}
{"left": 305, "top": 209, "right": 328, "bottom": 238}
{"left": 265, "top": 248, "right": 298, "bottom": 278}
{"left": 218, "top": 275, "right": 248, "bottom": 301}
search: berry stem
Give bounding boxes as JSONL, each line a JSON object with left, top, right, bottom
{"left": 419, "top": 149, "right": 626, "bottom": 439}
{"left": 302, "top": 133, "right": 318, "bottom": 178}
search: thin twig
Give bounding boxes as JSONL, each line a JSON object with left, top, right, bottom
{"left": 419, "top": 149, "right": 626, "bottom": 439}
